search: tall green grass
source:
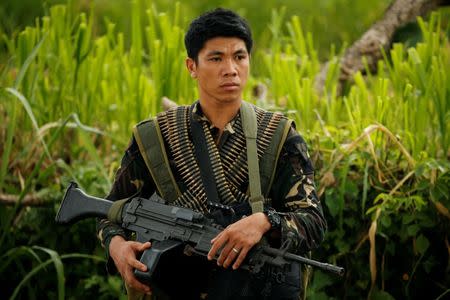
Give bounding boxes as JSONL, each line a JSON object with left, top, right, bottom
{"left": 1, "top": 0, "right": 393, "bottom": 58}
{"left": 0, "top": 1, "right": 448, "bottom": 299}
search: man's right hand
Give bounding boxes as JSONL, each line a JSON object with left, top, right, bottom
{"left": 109, "top": 235, "right": 152, "bottom": 294}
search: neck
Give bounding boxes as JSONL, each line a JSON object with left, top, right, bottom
{"left": 199, "top": 99, "right": 242, "bottom": 131}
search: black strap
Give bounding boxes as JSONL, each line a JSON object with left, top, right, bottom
{"left": 189, "top": 112, "right": 221, "bottom": 204}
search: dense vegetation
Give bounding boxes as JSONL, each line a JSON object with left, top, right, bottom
{"left": 1, "top": 1, "right": 449, "bottom": 299}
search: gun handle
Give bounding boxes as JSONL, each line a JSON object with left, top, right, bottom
{"left": 134, "top": 239, "right": 183, "bottom": 284}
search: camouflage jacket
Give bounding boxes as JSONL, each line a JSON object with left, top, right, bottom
{"left": 97, "top": 103, "right": 327, "bottom": 273}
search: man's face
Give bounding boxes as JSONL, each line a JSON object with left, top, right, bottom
{"left": 186, "top": 37, "right": 250, "bottom": 105}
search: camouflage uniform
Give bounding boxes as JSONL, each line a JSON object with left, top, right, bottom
{"left": 97, "top": 102, "right": 327, "bottom": 299}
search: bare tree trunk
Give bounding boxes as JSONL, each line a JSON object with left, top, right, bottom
{"left": 315, "top": 0, "right": 450, "bottom": 94}
{"left": 0, "top": 193, "right": 50, "bottom": 206}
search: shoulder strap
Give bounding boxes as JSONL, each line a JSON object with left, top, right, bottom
{"left": 240, "top": 101, "right": 264, "bottom": 213}
{"left": 133, "top": 119, "right": 181, "bottom": 203}
{"left": 241, "top": 101, "right": 294, "bottom": 212}
{"left": 260, "top": 118, "right": 293, "bottom": 196}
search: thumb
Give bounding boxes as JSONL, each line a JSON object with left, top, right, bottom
{"left": 139, "top": 241, "right": 152, "bottom": 251}
{"left": 129, "top": 241, "right": 150, "bottom": 251}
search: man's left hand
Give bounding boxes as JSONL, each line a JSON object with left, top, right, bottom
{"left": 207, "top": 212, "right": 271, "bottom": 270}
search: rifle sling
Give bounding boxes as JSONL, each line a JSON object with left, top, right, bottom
{"left": 133, "top": 120, "right": 181, "bottom": 203}
{"left": 107, "top": 198, "right": 129, "bottom": 223}
{"left": 240, "top": 101, "right": 264, "bottom": 213}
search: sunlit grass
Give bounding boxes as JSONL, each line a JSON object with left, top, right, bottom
{"left": 0, "top": 2, "right": 448, "bottom": 299}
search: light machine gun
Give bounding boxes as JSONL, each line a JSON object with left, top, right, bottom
{"left": 55, "top": 182, "right": 344, "bottom": 283}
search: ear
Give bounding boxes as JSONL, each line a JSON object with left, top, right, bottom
{"left": 186, "top": 57, "right": 197, "bottom": 78}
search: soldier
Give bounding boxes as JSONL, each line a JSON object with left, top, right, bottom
{"left": 97, "top": 8, "right": 327, "bottom": 300}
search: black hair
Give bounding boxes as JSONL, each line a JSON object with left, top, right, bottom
{"left": 184, "top": 8, "right": 253, "bottom": 61}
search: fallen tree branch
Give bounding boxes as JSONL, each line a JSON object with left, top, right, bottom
{"left": 315, "top": 0, "right": 450, "bottom": 94}
{"left": 161, "top": 96, "right": 178, "bottom": 111}
{"left": 0, "top": 193, "right": 51, "bottom": 206}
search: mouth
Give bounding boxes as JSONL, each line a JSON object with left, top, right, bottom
{"left": 220, "top": 82, "right": 240, "bottom": 91}
{"left": 220, "top": 82, "right": 239, "bottom": 87}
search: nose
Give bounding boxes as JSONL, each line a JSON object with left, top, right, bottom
{"left": 222, "top": 58, "right": 237, "bottom": 77}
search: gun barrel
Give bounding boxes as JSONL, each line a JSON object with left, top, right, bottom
{"left": 264, "top": 247, "right": 345, "bottom": 276}
{"left": 55, "top": 182, "right": 113, "bottom": 224}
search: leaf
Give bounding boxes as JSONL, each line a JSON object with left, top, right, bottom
{"left": 335, "top": 239, "right": 350, "bottom": 253}
{"left": 416, "top": 214, "right": 437, "bottom": 228}
{"left": 325, "top": 191, "right": 340, "bottom": 217}
{"left": 415, "top": 234, "right": 429, "bottom": 255}
{"left": 5, "top": 88, "right": 52, "bottom": 160}
{"left": 371, "top": 289, "right": 396, "bottom": 300}
{"left": 306, "top": 291, "right": 329, "bottom": 300}
{"left": 311, "top": 271, "right": 334, "bottom": 290}
{"left": 414, "top": 162, "right": 426, "bottom": 177}
{"left": 344, "top": 216, "right": 357, "bottom": 228}
{"left": 14, "top": 33, "right": 47, "bottom": 88}
{"left": 402, "top": 214, "right": 415, "bottom": 225}
{"left": 407, "top": 224, "right": 420, "bottom": 236}
{"left": 368, "top": 208, "right": 381, "bottom": 289}
{"left": 386, "top": 242, "right": 396, "bottom": 256}
{"left": 10, "top": 257, "right": 56, "bottom": 300}
{"left": 380, "top": 214, "right": 392, "bottom": 228}
{"left": 422, "top": 256, "right": 436, "bottom": 274}
{"left": 33, "top": 246, "right": 65, "bottom": 300}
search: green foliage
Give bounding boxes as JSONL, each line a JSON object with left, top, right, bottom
{"left": 1, "top": 0, "right": 392, "bottom": 58}
{"left": 0, "top": 1, "right": 449, "bottom": 299}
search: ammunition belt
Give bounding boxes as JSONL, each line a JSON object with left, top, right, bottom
{"left": 156, "top": 104, "right": 285, "bottom": 213}
{"left": 158, "top": 107, "right": 208, "bottom": 213}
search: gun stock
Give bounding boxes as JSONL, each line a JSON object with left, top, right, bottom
{"left": 55, "top": 182, "right": 113, "bottom": 224}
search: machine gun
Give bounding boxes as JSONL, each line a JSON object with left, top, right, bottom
{"left": 55, "top": 182, "right": 344, "bottom": 283}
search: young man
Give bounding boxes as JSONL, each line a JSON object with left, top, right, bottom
{"left": 97, "top": 8, "right": 326, "bottom": 300}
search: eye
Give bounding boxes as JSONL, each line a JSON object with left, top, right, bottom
{"left": 235, "top": 54, "right": 247, "bottom": 60}
{"left": 209, "top": 57, "right": 221, "bottom": 62}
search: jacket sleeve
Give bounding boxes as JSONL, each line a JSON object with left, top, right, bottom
{"left": 269, "top": 125, "right": 327, "bottom": 254}
{"left": 96, "top": 136, "right": 155, "bottom": 273}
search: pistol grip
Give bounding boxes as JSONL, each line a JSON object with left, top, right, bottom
{"left": 134, "top": 239, "right": 183, "bottom": 284}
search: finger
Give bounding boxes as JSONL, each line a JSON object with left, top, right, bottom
{"left": 232, "top": 246, "right": 250, "bottom": 270}
{"left": 217, "top": 243, "right": 234, "bottom": 266}
{"left": 208, "top": 235, "right": 228, "bottom": 260}
{"left": 123, "top": 268, "right": 152, "bottom": 294}
{"left": 211, "top": 231, "right": 224, "bottom": 244}
{"left": 138, "top": 241, "right": 152, "bottom": 251}
{"left": 212, "top": 225, "right": 232, "bottom": 243}
{"left": 222, "top": 245, "right": 241, "bottom": 268}
{"left": 128, "top": 241, "right": 146, "bottom": 251}
{"left": 129, "top": 257, "right": 148, "bottom": 272}
{"left": 207, "top": 242, "right": 220, "bottom": 260}
{"left": 128, "top": 276, "right": 152, "bottom": 294}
